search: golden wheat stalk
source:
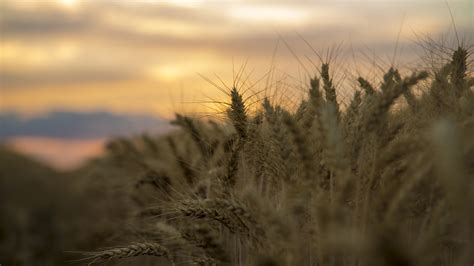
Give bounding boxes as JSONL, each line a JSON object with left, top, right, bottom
{"left": 82, "top": 242, "right": 174, "bottom": 265}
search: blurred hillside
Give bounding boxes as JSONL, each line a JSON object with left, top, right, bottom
{"left": 0, "top": 111, "right": 173, "bottom": 170}
{"left": 0, "top": 146, "right": 131, "bottom": 265}
{"left": 0, "top": 111, "right": 171, "bottom": 139}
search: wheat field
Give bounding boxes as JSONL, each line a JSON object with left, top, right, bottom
{"left": 1, "top": 43, "right": 473, "bottom": 266}
{"left": 63, "top": 45, "right": 474, "bottom": 266}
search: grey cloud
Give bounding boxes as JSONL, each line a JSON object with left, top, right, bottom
{"left": 0, "top": 2, "right": 227, "bottom": 37}
{"left": 0, "top": 67, "right": 138, "bottom": 88}
{"left": 89, "top": 21, "right": 365, "bottom": 55}
{"left": 0, "top": 6, "right": 95, "bottom": 36}
{"left": 99, "top": 2, "right": 230, "bottom": 24}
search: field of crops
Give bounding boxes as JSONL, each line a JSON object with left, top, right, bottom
{"left": 1, "top": 46, "right": 473, "bottom": 266}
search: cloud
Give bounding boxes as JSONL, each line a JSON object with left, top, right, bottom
{"left": 0, "top": 4, "right": 94, "bottom": 37}
{"left": 0, "top": 111, "right": 173, "bottom": 139}
{"left": 0, "top": 68, "right": 137, "bottom": 88}
{"left": 1, "top": 0, "right": 472, "bottom": 117}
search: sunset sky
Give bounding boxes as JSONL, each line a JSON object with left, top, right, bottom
{"left": 1, "top": 0, "right": 473, "bottom": 169}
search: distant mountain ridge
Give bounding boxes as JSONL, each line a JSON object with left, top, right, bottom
{"left": 0, "top": 111, "right": 173, "bottom": 139}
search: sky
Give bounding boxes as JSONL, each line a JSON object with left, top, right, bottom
{"left": 0, "top": 0, "right": 473, "bottom": 169}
